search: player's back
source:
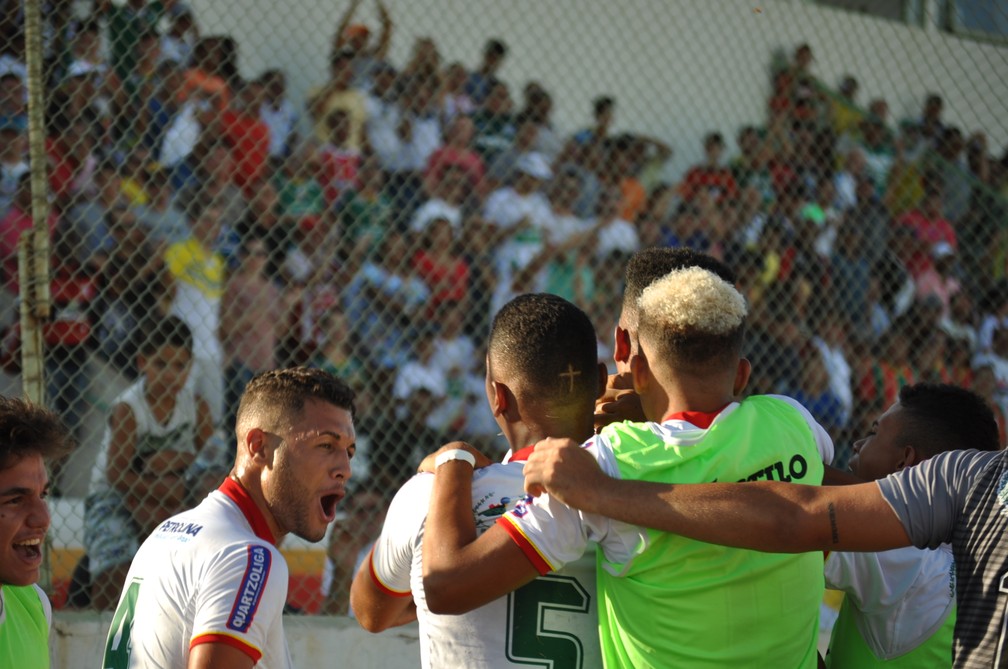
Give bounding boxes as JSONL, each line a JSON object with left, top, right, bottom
{"left": 595, "top": 395, "right": 828, "bottom": 668}
{"left": 372, "top": 460, "right": 602, "bottom": 669}
{"left": 101, "top": 482, "right": 292, "bottom": 669}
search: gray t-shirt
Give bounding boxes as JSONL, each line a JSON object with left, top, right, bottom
{"left": 878, "top": 448, "right": 1008, "bottom": 669}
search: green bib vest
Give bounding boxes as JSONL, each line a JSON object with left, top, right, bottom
{"left": 595, "top": 396, "right": 826, "bottom": 668}
{"left": 0, "top": 584, "right": 50, "bottom": 669}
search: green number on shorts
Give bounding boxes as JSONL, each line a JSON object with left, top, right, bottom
{"left": 505, "top": 574, "right": 591, "bottom": 669}
{"left": 103, "top": 578, "right": 142, "bottom": 669}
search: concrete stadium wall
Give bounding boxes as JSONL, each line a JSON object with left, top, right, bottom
{"left": 51, "top": 612, "right": 421, "bottom": 668}
{"left": 189, "top": 0, "right": 1008, "bottom": 179}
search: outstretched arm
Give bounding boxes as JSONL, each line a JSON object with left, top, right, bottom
{"left": 332, "top": 0, "right": 362, "bottom": 52}
{"left": 421, "top": 448, "right": 539, "bottom": 614}
{"left": 523, "top": 438, "right": 912, "bottom": 554}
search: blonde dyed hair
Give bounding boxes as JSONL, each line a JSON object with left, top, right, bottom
{"left": 637, "top": 267, "right": 747, "bottom": 372}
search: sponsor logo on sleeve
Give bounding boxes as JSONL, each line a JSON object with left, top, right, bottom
{"left": 226, "top": 545, "right": 272, "bottom": 633}
{"left": 510, "top": 494, "right": 534, "bottom": 519}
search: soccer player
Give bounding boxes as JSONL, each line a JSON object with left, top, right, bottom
{"left": 350, "top": 293, "right": 606, "bottom": 668}
{"left": 595, "top": 246, "right": 736, "bottom": 429}
{"left": 520, "top": 397, "right": 1007, "bottom": 668}
{"left": 823, "top": 383, "right": 998, "bottom": 667}
{"left": 0, "top": 396, "right": 71, "bottom": 669}
{"left": 101, "top": 367, "right": 356, "bottom": 669}
{"left": 422, "top": 266, "right": 834, "bottom": 667}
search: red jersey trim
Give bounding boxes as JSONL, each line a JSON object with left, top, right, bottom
{"left": 190, "top": 632, "right": 263, "bottom": 662}
{"left": 497, "top": 515, "right": 553, "bottom": 575}
{"left": 507, "top": 445, "right": 536, "bottom": 463}
{"left": 662, "top": 404, "right": 729, "bottom": 430}
{"left": 367, "top": 546, "right": 411, "bottom": 598}
{"left": 218, "top": 477, "right": 277, "bottom": 545}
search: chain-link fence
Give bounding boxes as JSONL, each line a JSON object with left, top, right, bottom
{"left": 1, "top": 0, "right": 1006, "bottom": 616}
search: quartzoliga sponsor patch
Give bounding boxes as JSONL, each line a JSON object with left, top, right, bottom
{"left": 227, "top": 544, "right": 272, "bottom": 632}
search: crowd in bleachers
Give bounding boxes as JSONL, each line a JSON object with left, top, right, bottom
{"left": 0, "top": 1, "right": 1007, "bottom": 613}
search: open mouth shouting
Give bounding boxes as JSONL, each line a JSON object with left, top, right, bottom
{"left": 320, "top": 489, "right": 345, "bottom": 523}
{"left": 12, "top": 535, "right": 44, "bottom": 567}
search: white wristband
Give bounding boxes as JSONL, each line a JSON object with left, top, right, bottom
{"left": 434, "top": 449, "right": 476, "bottom": 469}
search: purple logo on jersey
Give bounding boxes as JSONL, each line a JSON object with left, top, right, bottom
{"left": 227, "top": 545, "right": 272, "bottom": 632}
{"left": 510, "top": 494, "right": 534, "bottom": 518}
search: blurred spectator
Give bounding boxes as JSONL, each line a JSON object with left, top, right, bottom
{"left": 682, "top": 131, "right": 739, "bottom": 203}
{"left": 572, "top": 95, "right": 615, "bottom": 148}
{"left": 99, "top": 0, "right": 166, "bottom": 80}
{"left": 730, "top": 125, "right": 774, "bottom": 204}
{"left": 411, "top": 163, "right": 468, "bottom": 236}
{"left": 858, "top": 316, "right": 918, "bottom": 427}
{"left": 0, "top": 72, "right": 26, "bottom": 128}
{"left": 370, "top": 77, "right": 441, "bottom": 226}
{"left": 424, "top": 115, "right": 484, "bottom": 198}
{"left": 484, "top": 152, "right": 553, "bottom": 313}
{"left": 934, "top": 126, "right": 971, "bottom": 223}
{"left": 159, "top": 87, "right": 220, "bottom": 168}
{"left": 830, "top": 220, "right": 871, "bottom": 332}
{"left": 465, "top": 38, "right": 507, "bottom": 104}
{"left": 175, "top": 135, "right": 246, "bottom": 258}
{"left": 310, "top": 308, "right": 367, "bottom": 394}
{"left": 160, "top": 9, "right": 197, "bottom": 66}
{"left": 318, "top": 109, "right": 360, "bottom": 204}
{"left": 308, "top": 49, "right": 367, "bottom": 151}
{"left": 331, "top": 0, "right": 394, "bottom": 90}
{"left": 914, "top": 92, "right": 946, "bottom": 150}
{"left": 142, "top": 62, "right": 185, "bottom": 159}
{"left": 813, "top": 309, "right": 853, "bottom": 430}
{"left": 47, "top": 112, "right": 99, "bottom": 211}
{"left": 437, "top": 61, "right": 475, "bottom": 122}
{"left": 472, "top": 79, "right": 516, "bottom": 164}
{"left": 848, "top": 174, "right": 890, "bottom": 270}
{"left": 783, "top": 341, "right": 845, "bottom": 438}
{"left": 258, "top": 69, "right": 299, "bottom": 160}
{"left": 831, "top": 75, "right": 861, "bottom": 138}
{"left": 915, "top": 242, "right": 961, "bottom": 320}
{"left": 803, "top": 178, "right": 841, "bottom": 258}
{"left": 275, "top": 143, "right": 326, "bottom": 226}
{"left": 135, "top": 164, "right": 189, "bottom": 247}
{"left": 64, "top": 161, "right": 119, "bottom": 267}
{"left": 398, "top": 37, "right": 441, "bottom": 93}
{"left": 603, "top": 134, "right": 648, "bottom": 223}
{"left": 833, "top": 148, "right": 866, "bottom": 211}
{"left": 92, "top": 203, "right": 173, "bottom": 375}
{"left": 221, "top": 79, "right": 270, "bottom": 191}
{"left": 116, "top": 29, "right": 162, "bottom": 146}
{"left": 393, "top": 328, "right": 449, "bottom": 431}
{"left": 334, "top": 154, "right": 392, "bottom": 262}
{"left": 412, "top": 217, "right": 470, "bottom": 318}
{"left": 345, "top": 234, "right": 429, "bottom": 369}
{"left": 0, "top": 118, "right": 27, "bottom": 218}
{"left": 119, "top": 145, "right": 153, "bottom": 206}
{"left": 84, "top": 314, "right": 212, "bottom": 610}
{"left": 220, "top": 234, "right": 283, "bottom": 431}
{"left": 897, "top": 174, "right": 957, "bottom": 278}
{"left": 592, "top": 183, "right": 640, "bottom": 261}
{"left": 178, "top": 36, "right": 230, "bottom": 109}
{"left": 165, "top": 200, "right": 226, "bottom": 422}
{"left": 485, "top": 115, "right": 540, "bottom": 188}
{"left": 0, "top": 174, "right": 58, "bottom": 295}
{"left": 520, "top": 82, "right": 563, "bottom": 159}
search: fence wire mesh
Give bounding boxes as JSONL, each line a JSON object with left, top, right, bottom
{"left": 0, "top": 0, "right": 1006, "bottom": 615}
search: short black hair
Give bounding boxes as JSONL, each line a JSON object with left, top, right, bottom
{"left": 485, "top": 39, "right": 507, "bottom": 58}
{"left": 622, "top": 247, "right": 736, "bottom": 332}
{"left": 0, "top": 396, "right": 72, "bottom": 469}
{"left": 237, "top": 367, "right": 357, "bottom": 433}
{"left": 138, "top": 315, "right": 193, "bottom": 358}
{"left": 897, "top": 383, "right": 1000, "bottom": 456}
{"left": 488, "top": 294, "right": 598, "bottom": 407}
{"left": 593, "top": 96, "right": 614, "bottom": 117}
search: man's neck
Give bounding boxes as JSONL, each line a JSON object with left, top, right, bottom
{"left": 508, "top": 415, "right": 594, "bottom": 450}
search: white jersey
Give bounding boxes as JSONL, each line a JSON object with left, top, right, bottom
{"left": 824, "top": 544, "right": 955, "bottom": 658}
{"left": 101, "top": 478, "right": 292, "bottom": 669}
{"left": 89, "top": 378, "right": 200, "bottom": 495}
{"left": 369, "top": 450, "right": 602, "bottom": 669}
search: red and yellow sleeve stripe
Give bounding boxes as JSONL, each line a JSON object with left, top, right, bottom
{"left": 497, "top": 515, "right": 554, "bottom": 575}
{"left": 368, "top": 546, "right": 412, "bottom": 598}
{"left": 190, "top": 632, "right": 262, "bottom": 662}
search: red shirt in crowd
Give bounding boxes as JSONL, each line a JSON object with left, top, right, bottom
{"left": 413, "top": 250, "right": 469, "bottom": 317}
{"left": 898, "top": 208, "right": 957, "bottom": 278}
{"left": 680, "top": 165, "right": 739, "bottom": 202}
{"left": 221, "top": 109, "right": 271, "bottom": 191}
{"left": 0, "top": 205, "right": 58, "bottom": 292}
{"left": 425, "top": 147, "right": 485, "bottom": 191}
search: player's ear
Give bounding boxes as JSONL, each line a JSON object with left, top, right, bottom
{"left": 245, "top": 427, "right": 269, "bottom": 463}
{"left": 733, "top": 357, "right": 752, "bottom": 397}
{"left": 595, "top": 362, "right": 608, "bottom": 400}
{"left": 614, "top": 325, "right": 631, "bottom": 364}
{"left": 490, "top": 380, "right": 509, "bottom": 417}
{"left": 897, "top": 445, "right": 921, "bottom": 470}
{"left": 630, "top": 351, "right": 650, "bottom": 394}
